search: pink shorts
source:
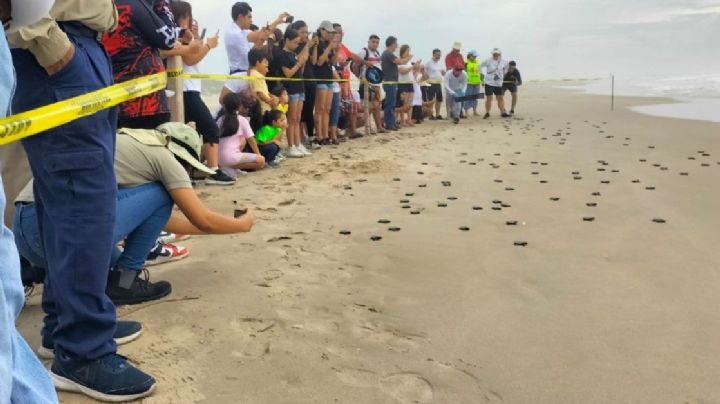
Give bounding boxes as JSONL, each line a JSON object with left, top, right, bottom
{"left": 219, "top": 135, "right": 258, "bottom": 167}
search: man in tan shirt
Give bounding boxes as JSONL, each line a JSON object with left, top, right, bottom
{"left": 8, "top": 1, "right": 157, "bottom": 401}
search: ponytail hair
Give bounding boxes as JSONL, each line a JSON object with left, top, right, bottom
{"left": 220, "top": 92, "right": 242, "bottom": 138}
{"left": 262, "top": 109, "right": 284, "bottom": 127}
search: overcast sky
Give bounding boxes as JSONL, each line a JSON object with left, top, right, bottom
{"left": 188, "top": 0, "right": 720, "bottom": 80}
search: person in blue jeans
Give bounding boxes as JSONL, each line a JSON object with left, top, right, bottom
{"left": 0, "top": 8, "right": 58, "bottom": 402}
{"left": 7, "top": 2, "right": 159, "bottom": 401}
{"left": 380, "top": 36, "right": 412, "bottom": 131}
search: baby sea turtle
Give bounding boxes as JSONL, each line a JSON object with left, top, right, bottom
{"left": 339, "top": 230, "right": 352, "bottom": 235}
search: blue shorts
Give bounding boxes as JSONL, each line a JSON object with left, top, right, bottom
{"left": 289, "top": 92, "right": 305, "bottom": 102}
{"left": 316, "top": 83, "right": 333, "bottom": 91}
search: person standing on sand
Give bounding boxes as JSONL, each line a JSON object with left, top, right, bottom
{"left": 480, "top": 48, "right": 510, "bottom": 118}
{"left": 464, "top": 50, "right": 483, "bottom": 117}
{"left": 503, "top": 60, "right": 522, "bottom": 115}
{"left": 445, "top": 41, "right": 465, "bottom": 118}
{"left": 425, "top": 48, "right": 446, "bottom": 120}
{"left": 381, "top": 36, "right": 412, "bottom": 131}
{"left": 444, "top": 63, "right": 468, "bottom": 124}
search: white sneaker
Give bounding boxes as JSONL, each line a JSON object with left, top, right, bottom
{"left": 275, "top": 152, "right": 286, "bottom": 162}
{"left": 286, "top": 146, "right": 304, "bottom": 158}
{"left": 298, "top": 144, "right": 312, "bottom": 156}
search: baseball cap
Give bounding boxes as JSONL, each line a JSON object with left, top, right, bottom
{"left": 119, "top": 124, "right": 215, "bottom": 175}
{"left": 492, "top": 48, "right": 502, "bottom": 55}
{"left": 318, "top": 21, "right": 336, "bottom": 33}
{"left": 452, "top": 41, "right": 462, "bottom": 50}
{"left": 5, "top": 0, "right": 54, "bottom": 33}
{"left": 469, "top": 49, "right": 479, "bottom": 57}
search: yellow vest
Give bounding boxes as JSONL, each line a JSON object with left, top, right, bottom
{"left": 465, "top": 60, "right": 482, "bottom": 85}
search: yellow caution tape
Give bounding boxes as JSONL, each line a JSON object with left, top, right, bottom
{"left": 0, "top": 73, "right": 167, "bottom": 146}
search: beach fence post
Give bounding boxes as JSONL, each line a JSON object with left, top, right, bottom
{"left": 364, "top": 81, "right": 371, "bottom": 134}
{"left": 167, "top": 56, "right": 185, "bottom": 123}
{"left": 611, "top": 74, "right": 615, "bottom": 111}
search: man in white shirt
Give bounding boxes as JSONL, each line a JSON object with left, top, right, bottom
{"left": 424, "top": 48, "right": 446, "bottom": 119}
{"left": 479, "top": 48, "right": 510, "bottom": 118}
{"left": 225, "top": 2, "right": 289, "bottom": 73}
{"left": 444, "top": 64, "right": 468, "bottom": 124}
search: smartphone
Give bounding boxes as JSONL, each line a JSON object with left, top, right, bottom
{"left": 285, "top": 15, "right": 294, "bottom": 24}
{"left": 200, "top": 28, "right": 207, "bottom": 40}
{"left": 234, "top": 208, "right": 248, "bottom": 218}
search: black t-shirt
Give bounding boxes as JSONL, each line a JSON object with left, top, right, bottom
{"left": 504, "top": 69, "right": 522, "bottom": 86}
{"left": 381, "top": 50, "right": 399, "bottom": 82}
{"left": 312, "top": 40, "right": 334, "bottom": 81}
{"left": 275, "top": 49, "right": 305, "bottom": 95}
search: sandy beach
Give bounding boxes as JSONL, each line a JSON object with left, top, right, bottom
{"left": 17, "top": 82, "right": 720, "bottom": 404}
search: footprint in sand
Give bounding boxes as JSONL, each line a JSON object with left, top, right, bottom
{"left": 380, "top": 373, "right": 435, "bottom": 404}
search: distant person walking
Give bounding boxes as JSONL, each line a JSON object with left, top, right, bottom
{"left": 464, "top": 50, "right": 483, "bottom": 116}
{"left": 503, "top": 60, "right": 522, "bottom": 115}
{"left": 480, "top": 48, "right": 510, "bottom": 118}
{"left": 425, "top": 48, "right": 446, "bottom": 119}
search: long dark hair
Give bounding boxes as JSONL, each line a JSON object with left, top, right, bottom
{"left": 170, "top": 1, "right": 193, "bottom": 24}
{"left": 220, "top": 93, "right": 242, "bottom": 138}
{"left": 262, "top": 109, "right": 283, "bottom": 127}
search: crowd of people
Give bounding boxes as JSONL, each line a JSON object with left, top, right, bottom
{"left": 0, "top": 0, "right": 523, "bottom": 402}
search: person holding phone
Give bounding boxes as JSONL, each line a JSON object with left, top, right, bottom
{"left": 311, "top": 21, "right": 339, "bottom": 145}
{"left": 480, "top": 48, "right": 510, "bottom": 118}
{"left": 225, "top": 2, "right": 289, "bottom": 74}
{"left": 170, "top": 1, "right": 235, "bottom": 186}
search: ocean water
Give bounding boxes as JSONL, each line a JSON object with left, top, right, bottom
{"left": 560, "top": 74, "right": 720, "bottom": 123}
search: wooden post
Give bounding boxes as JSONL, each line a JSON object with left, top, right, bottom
{"left": 364, "top": 81, "right": 371, "bottom": 135}
{"left": 166, "top": 56, "right": 185, "bottom": 123}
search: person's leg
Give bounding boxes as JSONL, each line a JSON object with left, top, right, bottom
{"left": 2, "top": 180, "right": 57, "bottom": 404}
{"left": 302, "top": 85, "right": 316, "bottom": 141}
{"left": 497, "top": 94, "right": 507, "bottom": 114}
{"left": 511, "top": 91, "right": 518, "bottom": 112}
{"left": 314, "top": 87, "right": 326, "bottom": 140}
{"left": 12, "top": 30, "right": 154, "bottom": 400}
{"left": 258, "top": 143, "right": 280, "bottom": 163}
{"left": 383, "top": 84, "right": 397, "bottom": 130}
{"left": 324, "top": 89, "right": 334, "bottom": 141}
{"left": 234, "top": 153, "right": 266, "bottom": 171}
{"left": 329, "top": 92, "right": 340, "bottom": 142}
{"left": 485, "top": 87, "right": 493, "bottom": 117}
{"left": 287, "top": 100, "right": 298, "bottom": 146}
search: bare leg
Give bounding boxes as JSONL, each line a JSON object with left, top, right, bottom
{"left": 203, "top": 143, "right": 219, "bottom": 168}
{"left": 485, "top": 94, "right": 493, "bottom": 114}
{"left": 497, "top": 95, "right": 507, "bottom": 114}
{"left": 511, "top": 92, "right": 518, "bottom": 111}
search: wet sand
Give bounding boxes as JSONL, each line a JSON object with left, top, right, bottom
{"left": 17, "top": 82, "right": 720, "bottom": 403}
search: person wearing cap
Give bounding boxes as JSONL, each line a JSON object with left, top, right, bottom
{"left": 7, "top": 0, "right": 160, "bottom": 400}
{"left": 13, "top": 122, "right": 257, "bottom": 305}
{"left": 310, "top": 20, "right": 339, "bottom": 144}
{"left": 443, "top": 63, "right": 468, "bottom": 124}
{"left": 225, "top": 2, "right": 289, "bottom": 74}
{"left": 503, "top": 60, "right": 522, "bottom": 115}
{"left": 464, "top": 50, "right": 483, "bottom": 117}
{"left": 445, "top": 41, "right": 465, "bottom": 71}
{"left": 480, "top": 48, "right": 510, "bottom": 118}
{"left": 0, "top": 1, "right": 58, "bottom": 402}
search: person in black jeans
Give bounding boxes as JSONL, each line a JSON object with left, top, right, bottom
{"left": 171, "top": 1, "right": 235, "bottom": 185}
{"left": 503, "top": 60, "right": 522, "bottom": 115}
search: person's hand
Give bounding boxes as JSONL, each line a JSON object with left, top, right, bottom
{"left": 238, "top": 208, "right": 256, "bottom": 231}
{"left": 189, "top": 40, "right": 204, "bottom": 53}
{"left": 275, "top": 12, "right": 291, "bottom": 24}
{"left": 46, "top": 44, "right": 76, "bottom": 76}
{"left": 191, "top": 20, "right": 199, "bottom": 38}
{"left": 298, "top": 51, "right": 309, "bottom": 64}
{"left": 206, "top": 35, "right": 219, "bottom": 49}
{"left": 310, "top": 36, "right": 320, "bottom": 47}
{"left": 187, "top": 121, "right": 197, "bottom": 130}
{"left": 269, "top": 96, "right": 279, "bottom": 108}
{"left": 181, "top": 29, "right": 194, "bottom": 44}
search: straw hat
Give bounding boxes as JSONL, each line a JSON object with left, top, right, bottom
{"left": 452, "top": 41, "right": 462, "bottom": 50}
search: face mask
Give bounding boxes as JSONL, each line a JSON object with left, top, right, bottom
{"left": 5, "top": 0, "right": 54, "bottom": 33}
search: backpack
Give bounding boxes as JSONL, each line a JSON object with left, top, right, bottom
{"left": 351, "top": 47, "right": 370, "bottom": 79}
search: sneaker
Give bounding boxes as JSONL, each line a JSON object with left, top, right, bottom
{"left": 107, "top": 269, "right": 172, "bottom": 306}
{"left": 145, "top": 242, "right": 189, "bottom": 267}
{"left": 436, "top": 115, "right": 445, "bottom": 120}
{"left": 429, "top": 116, "right": 437, "bottom": 121}
{"left": 205, "top": 169, "right": 235, "bottom": 186}
{"left": 268, "top": 160, "right": 281, "bottom": 168}
{"left": 298, "top": 144, "right": 313, "bottom": 155}
{"left": 286, "top": 146, "right": 304, "bottom": 158}
{"left": 501, "top": 112, "right": 511, "bottom": 118}
{"left": 157, "top": 231, "right": 190, "bottom": 244}
{"left": 51, "top": 353, "right": 156, "bottom": 402}
{"left": 39, "top": 321, "right": 143, "bottom": 360}
{"left": 453, "top": 118, "right": 460, "bottom": 124}
{"left": 510, "top": 109, "right": 515, "bottom": 115}
{"left": 483, "top": 113, "right": 490, "bottom": 119}
{"left": 348, "top": 132, "right": 364, "bottom": 139}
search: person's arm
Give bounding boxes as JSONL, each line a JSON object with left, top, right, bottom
{"left": 247, "top": 137, "right": 262, "bottom": 155}
{"left": 281, "top": 52, "right": 307, "bottom": 78}
{"left": 316, "top": 43, "right": 334, "bottom": 66}
{"left": 182, "top": 35, "right": 219, "bottom": 66}
{"left": 246, "top": 12, "right": 290, "bottom": 43}
{"left": 160, "top": 41, "right": 203, "bottom": 58}
{"left": 168, "top": 188, "right": 255, "bottom": 234}
{"left": 394, "top": 54, "right": 412, "bottom": 65}
{"left": 133, "top": 0, "right": 177, "bottom": 50}
{"left": 517, "top": 71, "right": 523, "bottom": 85}
{"left": 399, "top": 65, "right": 413, "bottom": 75}
{"left": 460, "top": 74, "right": 468, "bottom": 94}
{"left": 443, "top": 73, "right": 455, "bottom": 95}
